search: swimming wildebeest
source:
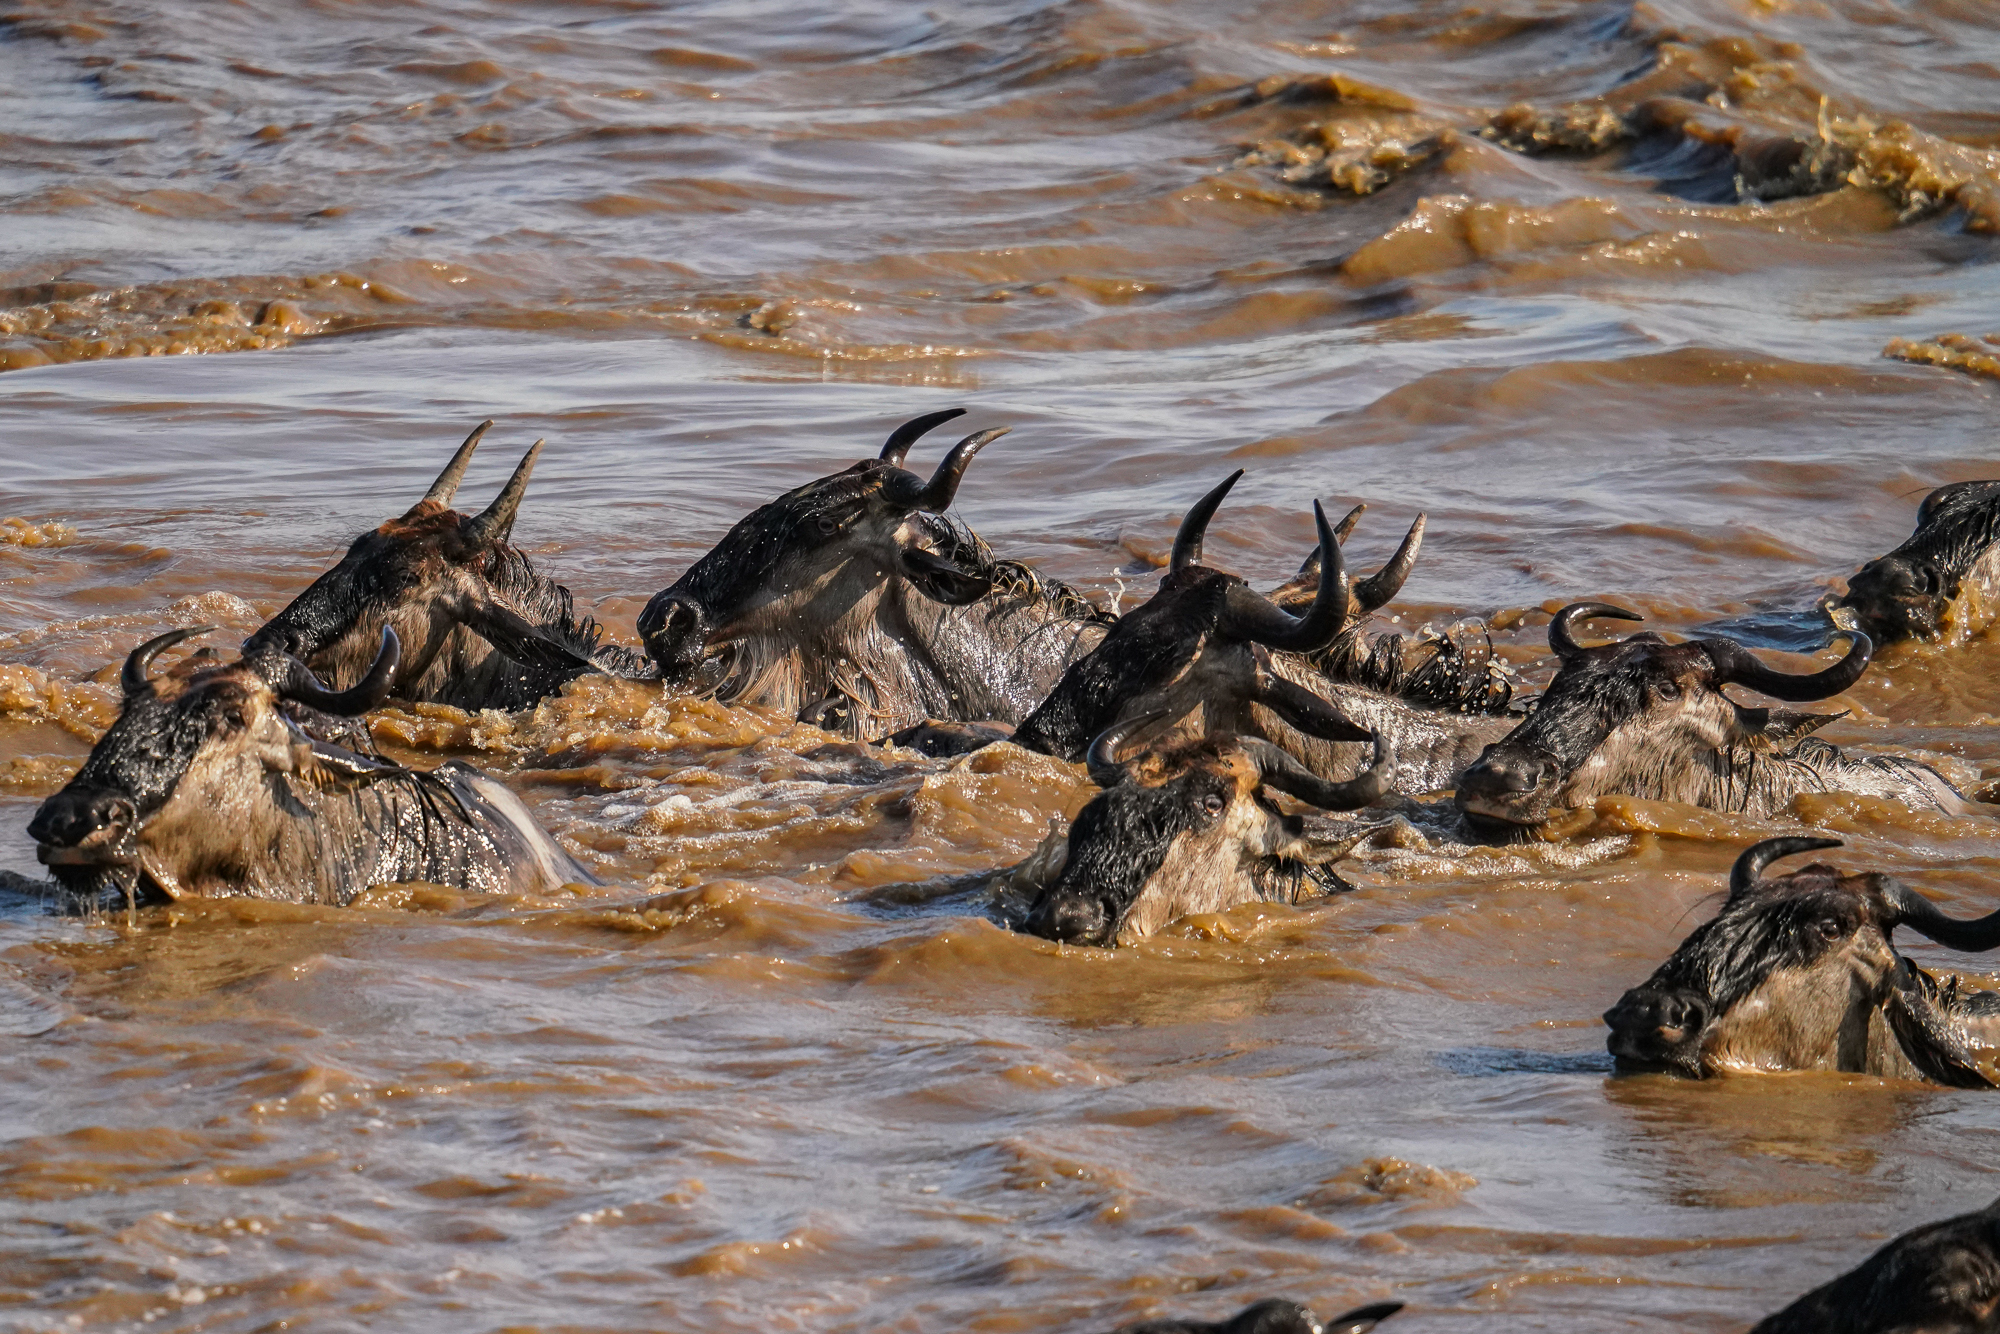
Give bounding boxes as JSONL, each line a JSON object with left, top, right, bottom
{"left": 1454, "top": 602, "right": 1963, "bottom": 829}
{"left": 1836, "top": 479, "right": 2000, "bottom": 647}
{"left": 1751, "top": 1195, "right": 2000, "bottom": 1332}
{"left": 1017, "top": 713, "right": 1395, "bottom": 947}
{"left": 1007, "top": 472, "right": 1512, "bottom": 794}
{"left": 636, "top": 408, "right": 1113, "bottom": 739}
{"left": 1113, "top": 1298, "right": 1402, "bottom": 1334}
{"left": 28, "top": 626, "right": 597, "bottom": 906}
{"left": 1604, "top": 837, "right": 2000, "bottom": 1085}
{"left": 244, "top": 421, "right": 653, "bottom": 711}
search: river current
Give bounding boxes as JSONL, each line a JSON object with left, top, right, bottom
{"left": 6, "top": 2, "right": 2000, "bottom": 1330}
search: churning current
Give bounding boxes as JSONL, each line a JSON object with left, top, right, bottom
{"left": 6, "top": 1, "right": 2000, "bottom": 1330}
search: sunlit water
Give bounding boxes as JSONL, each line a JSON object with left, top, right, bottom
{"left": 7, "top": 2, "right": 2000, "bottom": 1329}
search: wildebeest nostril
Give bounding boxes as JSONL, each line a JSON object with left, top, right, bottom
{"left": 28, "top": 789, "right": 135, "bottom": 848}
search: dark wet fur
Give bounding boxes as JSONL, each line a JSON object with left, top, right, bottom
{"left": 1311, "top": 623, "right": 1514, "bottom": 716}
{"left": 1752, "top": 1196, "right": 2000, "bottom": 1333}
{"left": 1116, "top": 1298, "right": 1403, "bottom": 1334}
{"left": 1837, "top": 480, "right": 2000, "bottom": 644}
{"left": 1021, "top": 763, "right": 1211, "bottom": 944}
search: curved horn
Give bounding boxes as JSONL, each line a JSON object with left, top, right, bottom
{"left": 1549, "top": 601, "right": 1644, "bottom": 660}
{"left": 878, "top": 408, "right": 967, "bottom": 467}
{"left": 273, "top": 626, "right": 400, "bottom": 716}
{"left": 1351, "top": 512, "right": 1426, "bottom": 614}
{"left": 464, "top": 440, "right": 542, "bottom": 545}
{"left": 420, "top": 419, "right": 492, "bottom": 507}
{"left": 879, "top": 427, "right": 1007, "bottom": 512}
{"left": 1242, "top": 732, "right": 1395, "bottom": 811}
{"left": 1703, "top": 629, "right": 1873, "bottom": 703}
{"left": 1171, "top": 470, "right": 1244, "bottom": 574}
{"left": 121, "top": 626, "right": 215, "bottom": 698}
{"left": 1729, "top": 835, "right": 1844, "bottom": 898}
{"left": 1249, "top": 667, "right": 1371, "bottom": 742}
{"left": 1885, "top": 878, "right": 2000, "bottom": 952}
{"left": 1218, "top": 500, "right": 1350, "bottom": 652}
{"left": 1085, "top": 710, "right": 1168, "bottom": 789}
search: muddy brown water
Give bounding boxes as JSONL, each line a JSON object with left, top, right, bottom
{"left": 7, "top": 1, "right": 2000, "bottom": 1330}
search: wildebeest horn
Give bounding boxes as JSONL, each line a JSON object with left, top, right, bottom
{"left": 1728, "top": 835, "right": 1844, "bottom": 898}
{"left": 878, "top": 408, "right": 967, "bottom": 467}
{"left": 1171, "top": 470, "right": 1244, "bottom": 574}
{"left": 1548, "top": 601, "right": 1644, "bottom": 659}
{"left": 1085, "top": 710, "right": 1168, "bottom": 789}
{"left": 1885, "top": 877, "right": 2000, "bottom": 952}
{"left": 273, "top": 626, "right": 400, "bottom": 715}
{"left": 421, "top": 419, "right": 493, "bottom": 507}
{"left": 1218, "top": 501, "right": 1349, "bottom": 652}
{"left": 121, "top": 626, "right": 216, "bottom": 698}
{"left": 465, "top": 440, "right": 542, "bottom": 544}
{"left": 880, "top": 427, "right": 1008, "bottom": 512}
{"left": 1703, "top": 629, "right": 1873, "bottom": 702}
{"left": 1243, "top": 732, "right": 1395, "bottom": 810}
{"left": 1352, "top": 513, "right": 1425, "bottom": 613}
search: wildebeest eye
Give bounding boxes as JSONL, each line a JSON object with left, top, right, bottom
{"left": 1815, "top": 917, "right": 1843, "bottom": 940}
{"left": 1200, "top": 793, "right": 1225, "bottom": 817}
{"left": 815, "top": 515, "right": 839, "bottom": 536}
{"left": 1655, "top": 679, "right": 1680, "bottom": 700}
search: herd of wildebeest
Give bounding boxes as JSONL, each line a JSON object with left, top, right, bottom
{"left": 21, "top": 409, "right": 2000, "bottom": 1330}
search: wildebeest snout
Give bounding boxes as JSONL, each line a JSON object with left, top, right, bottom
{"left": 1455, "top": 746, "right": 1552, "bottom": 818}
{"left": 1604, "top": 987, "right": 1710, "bottom": 1072}
{"left": 637, "top": 590, "right": 710, "bottom": 683}
{"left": 28, "top": 786, "right": 138, "bottom": 859}
{"left": 1840, "top": 555, "right": 1941, "bottom": 643}
{"left": 1024, "top": 890, "right": 1110, "bottom": 946}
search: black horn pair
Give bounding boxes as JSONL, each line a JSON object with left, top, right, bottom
{"left": 876, "top": 407, "right": 1006, "bottom": 513}
{"left": 121, "top": 625, "right": 400, "bottom": 716}
{"left": 1168, "top": 471, "right": 1361, "bottom": 655}
{"left": 1085, "top": 712, "right": 1395, "bottom": 811}
{"left": 1731, "top": 837, "right": 2000, "bottom": 952}
{"left": 1548, "top": 602, "right": 1873, "bottom": 701}
{"left": 415, "top": 419, "right": 543, "bottom": 544}
{"left": 1173, "top": 471, "right": 1424, "bottom": 617}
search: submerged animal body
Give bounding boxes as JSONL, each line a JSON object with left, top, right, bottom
{"left": 29, "top": 627, "right": 597, "bottom": 906}
{"left": 1605, "top": 837, "right": 2000, "bottom": 1085}
{"left": 1011, "top": 472, "right": 1511, "bottom": 794}
{"left": 1455, "top": 603, "right": 1961, "bottom": 830}
{"left": 637, "top": 408, "right": 1112, "bottom": 740}
{"left": 1752, "top": 1196, "right": 2000, "bottom": 1333}
{"left": 1837, "top": 479, "right": 2000, "bottom": 647}
{"left": 1113, "top": 1299, "right": 1403, "bottom": 1334}
{"left": 1017, "top": 713, "right": 1395, "bottom": 947}
{"left": 245, "top": 421, "right": 653, "bottom": 713}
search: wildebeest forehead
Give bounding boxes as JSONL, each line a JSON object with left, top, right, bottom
{"left": 70, "top": 670, "right": 259, "bottom": 802}
{"left": 1652, "top": 870, "right": 1882, "bottom": 1002}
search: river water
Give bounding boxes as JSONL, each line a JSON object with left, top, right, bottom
{"left": 6, "top": 1, "right": 2000, "bottom": 1330}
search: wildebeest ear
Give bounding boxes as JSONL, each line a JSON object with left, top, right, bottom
{"left": 1733, "top": 705, "right": 1846, "bottom": 747}
{"left": 279, "top": 718, "right": 403, "bottom": 782}
{"left": 900, "top": 547, "right": 993, "bottom": 606}
{"left": 458, "top": 599, "right": 597, "bottom": 672}
{"left": 1884, "top": 960, "right": 1998, "bottom": 1089}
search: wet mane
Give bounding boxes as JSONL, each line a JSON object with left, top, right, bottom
{"left": 929, "top": 516, "right": 1117, "bottom": 627}
{"left": 482, "top": 542, "right": 651, "bottom": 676}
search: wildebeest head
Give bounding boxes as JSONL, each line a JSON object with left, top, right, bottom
{"left": 1836, "top": 479, "right": 2000, "bottom": 645}
{"left": 1604, "top": 837, "right": 2000, "bottom": 1082}
{"left": 1020, "top": 712, "right": 1394, "bottom": 947}
{"left": 1014, "top": 471, "right": 1419, "bottom": 762}
{"left": 1750, "top": 1195, "right": 2000, "bottom": 1334}
{"left": 636, "top": 408, "right": 1008, "bottom": 687}
{"left": 29, "top": 626, "right": 400, "bottom": 902}
{"left": 1454, "top": 603, "right": 1872, "bottom": 828}
{"left": 243, "top": 422, "right": 581, "bottom": 693}
{"left": 1114, "top": 1298, "right": 1403, "bottom": 1334}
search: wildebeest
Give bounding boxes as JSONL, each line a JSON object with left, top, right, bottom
{"left": 1008, "top": 472, "right": 1513, "bottom": 794}
{"left": 1751, "top": 1195, "right": 2000, "bottom": 1333}
{"left": 244, "top": 421, "right": 653, "bottom": 712}
{"left": 1017, "top": 712, "right": 1395, "bottom": 947}
{"left": 636, "top": 408, "right": 1114, "bottom": 739}
{"left": 1455, "top": 603, "right": 1963, "bottom": 829}
{"left": 1604, "top": 837, "right": 2000, "bottom": 1085}
{"left": 1836, "top": 479, "right": 2000, "bottom": 647}
{"left": 29, "top": 626, "right": 598, "bottom": 906}
{"left": 1113, "top": 1298, "right": 1403, "bottom": 1334}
